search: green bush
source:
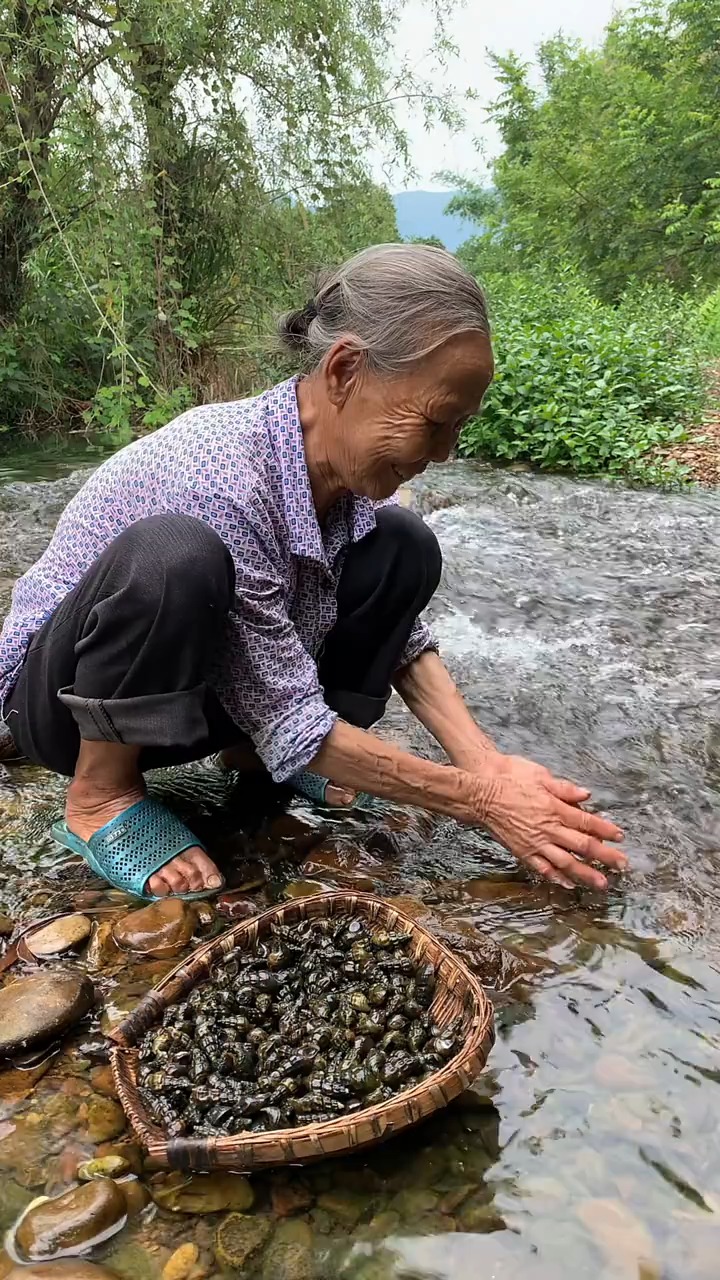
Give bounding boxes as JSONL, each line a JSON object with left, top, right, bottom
{"left": 460, "top": 268, "right": 703, "bottom": 482}
{"left": 692, "top": 287, "right": 720, "bottom": 357}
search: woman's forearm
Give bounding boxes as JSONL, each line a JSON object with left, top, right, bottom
{"left": 309, "top": 719, "right": 488, "bottom": 826}
{"left": 394, "top": 650, "right": 498, "bottom": 770}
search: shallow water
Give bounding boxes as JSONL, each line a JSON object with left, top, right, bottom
{"left": 1, "top": 450, "right": 719, "bottom": 1279}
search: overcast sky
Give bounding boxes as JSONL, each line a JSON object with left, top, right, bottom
{"left": 382, "top": 0, "right": 623, "bottom": 190}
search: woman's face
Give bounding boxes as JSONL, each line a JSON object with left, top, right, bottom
{"left": 318, "top": 331, "right": 494, "bottom": 502}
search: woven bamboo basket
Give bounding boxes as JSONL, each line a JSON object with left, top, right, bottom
{"left": 108, "top": 891, "right": 494, "bottom": 1172}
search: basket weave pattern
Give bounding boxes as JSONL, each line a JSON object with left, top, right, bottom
{"left": 109, "top": 891, "right": 495, "bottom": 1172}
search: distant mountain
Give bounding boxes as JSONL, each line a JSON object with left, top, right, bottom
{"left": 392, "top": 190, "right": 475, "bottom": 252}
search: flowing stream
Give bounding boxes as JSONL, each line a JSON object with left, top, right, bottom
{"left": 0, "top": 448, "right": 719, "bottom": 1280}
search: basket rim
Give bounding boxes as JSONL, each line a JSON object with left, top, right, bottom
{"left": 109, "top": 890, "right": 493, "bottom": 1156}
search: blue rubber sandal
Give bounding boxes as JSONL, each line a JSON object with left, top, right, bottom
{"left": 50, "top": 796, "right": 225, "bottom": 902}
{"left": 289, "top": 770, "right": 376, "bottom": 813}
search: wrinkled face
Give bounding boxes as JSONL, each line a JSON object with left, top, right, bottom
{"left": 319, "top": 331, "right": 494, "bottom": 501}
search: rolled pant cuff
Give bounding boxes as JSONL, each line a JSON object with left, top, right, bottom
{"left": 57, "top": 683, "right": 210, "bottom": 748}
{"left": 326, "top": 688, "right": 390, "bottom": 730}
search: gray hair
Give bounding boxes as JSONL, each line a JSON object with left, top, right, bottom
{"left": 277, "top": 242, "right": 489, "bottom": 375}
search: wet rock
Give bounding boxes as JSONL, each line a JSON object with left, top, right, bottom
{"left": 0, "top": 1181, "right": 35, "bottom": 1234}
{"left": 0, "top": 914, "right": 14, "bottom": 936}
{"left": 194, "top": 901, "right": 215, "bottom": 929}
{"left": 363, "top": 1209, "right": 402, "bottom": 1241}
{"left": 458, "top": 1198, "right": 506, "bottom": 1232}
{"left": 105, "top": 1242, "right": 161, "bottom": 1280}
{"left": 151, "top": 1171, "right": 254, "bottom": 1214}
{"left": 438, "top": 1185, "right": 475, "bottom": 1214}
{"left": 214, "top": 1213, "right": 273, "bottom": 1271}
{"left": 390, "top": 1188, "right": 440, "bottom": 1219}
{"left": 4, "top": 1265, "right": 121, "bottom": 1279}
{"left": 0, "top": 1057, "right": 55, "bottom": 1104}
{"left": 282, "top": 880, "right": 329, "bottom": 901}
{"left": 45, "top": 1142, "right": 92, "bottom": 1193}
{"left": 216, "top": 892, "right": 260, "bottom": 921}
{"left": 77, "top": 1155, "right": 130, "bottom": 1181}
{"left": 99, "top": 988, "right": 141, "bottom": 1035}
{"left": 577, "top": 1198, "right": 659, "bottom": 1279}
{"left": 112, "top": 900, "right": 196, "bottom": 958}
{"left": 12, "top": 1178, "right": 127, "bottom": 1262}
{"left": 0, "top": 973, "right": 94, "bottom": 1055}
{"left": 268, "top": 812, "right": 325, "bottom": 851}
{"left": 95, "top": 1141, "right": 143, "bottom": 1177}
{"left": 79, "top": 1095, "right": 127, "bottom": 1143}
{"left": 26, "top": 914, "right": 92, "bottom": 958}
{"left": 270, "top": 1175, "right": 314, "bottom": 1217}
{"left": 262, "top": 1219, "right": 314, "bottom": 1280}
{"left": 316, "top": 1190, "right": 366, "bottom": 1227}
{"left": 85, "top": 922, "right": 122, "bottom": 971}
{"left": 161, "top": 1244, "right": 200, "bottom": 1280}
{"left": 89, "top": 1064, "right": 119, "bottom": 1099}
{"left": 116, "top": 1176, "right": 151, "bottom": 1219}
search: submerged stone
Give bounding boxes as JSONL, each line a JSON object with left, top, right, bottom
{"left": 26, "top": 914, "right": 92, "bottom": 958}
{"left": 0, "top": 973, "right": 94, "bottom": 1056}
{"left": 79, "top": 1095, "right": 127, "bottom": 1143}
{"left": 214, "top": 1213, "right": 273, "bottom": 1271}
{"left": 112, "top": 900, "right": 196, "bottom": 957}
{"left": 151, "top": 1170, "right": 254, "bottom": 1214}
{"left": 12, "top": 1178, "right": 127, "bottom": 1262}
{"left": 262, "top": 1219, "right": 315, "bottom": 1280}
{"left": 77, "top": 1155, "right": 130, "bottom": 1181}
{"left": 161, "top": 1243, "right": 199, "bottom": 1280}
{"left": 85, "top": 922, "right": 122, "bottom": 972}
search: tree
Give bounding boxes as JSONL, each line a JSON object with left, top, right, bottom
{"left": 0, "top": 0, "right": 459, "bottom": 433}
{"left": 452, "top": 0, "right": 720, "bottom": 297}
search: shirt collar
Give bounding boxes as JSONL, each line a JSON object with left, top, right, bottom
{"left": 264, "top": 377, "right": 377, "bottom": 563}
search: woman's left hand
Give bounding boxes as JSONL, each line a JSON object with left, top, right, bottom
{"left": 476, "top": 752, "right": 628, "bottom": 890}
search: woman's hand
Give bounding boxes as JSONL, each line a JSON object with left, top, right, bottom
{"left": 478, "top": 753, "right": 627, "bottom": 890}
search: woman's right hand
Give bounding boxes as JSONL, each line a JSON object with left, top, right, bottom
{"left": 473, "top": 753, "right": 628, "bottom": 890}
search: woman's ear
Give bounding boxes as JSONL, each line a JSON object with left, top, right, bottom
{"left": 323, "top": 340, "right": 366, "bottom": 408}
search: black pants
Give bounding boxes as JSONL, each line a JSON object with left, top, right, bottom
{"left": 5, "top": 507, "right": 441, "bottom": 778}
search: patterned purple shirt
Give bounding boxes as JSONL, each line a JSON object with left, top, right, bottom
{"left": 0, "top": 378, "right": 433, "bottom": 780}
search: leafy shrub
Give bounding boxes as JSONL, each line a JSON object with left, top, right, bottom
{"left": 692, "top": 287, "right": 720, "bottom": 357}
{"left": 460, "top": 268, "right": 703, "bottom": 480}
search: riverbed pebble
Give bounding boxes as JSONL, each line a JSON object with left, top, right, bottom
{"left": 161, "top": 1243, "right": 199, "bottom": 1280}
{"left": 26, "top": 914, "right": 92, "bottom": 958}
{"left": 151, "top": 1171, "right": 254, "bottom": 1214}
{"left": 112, "top": 900, "right": 196, "bottom": 957}
{"left": 214, "top": 1213, "right": 273, "bottom": 1271}
{"left": 12, "top": 1178, "right": 127, "bottom": 1262}
{"left": 0, "top": 973, "right": 94, "bottom": 1055}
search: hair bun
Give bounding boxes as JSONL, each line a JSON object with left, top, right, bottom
{"left": 277, "top": 300, "right": 318, "bottom": 353}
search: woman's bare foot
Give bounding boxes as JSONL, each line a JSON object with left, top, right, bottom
{"left": 218, "top": 746, "right": 357, "bottom": 807}
{"left": 68, "top": 741, "right": 222, "bottom": 897}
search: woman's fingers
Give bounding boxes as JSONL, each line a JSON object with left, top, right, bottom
{"left": 524, "top": 852, "right": 576, "bottom": 889}
{"left": 556, "top": 800, "right": 626, "bottom": 849}
{"left": 544, "top": 774, "right": 591, "bottom": 805}
{"left": 536, "top": 844, "right": 609, "bottom": 890}
{"left": 555, "top": 825, "right": 629, "bottom": 870}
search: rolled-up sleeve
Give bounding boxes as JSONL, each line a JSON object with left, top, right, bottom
{"left": 206, "top": 513, "right": 337, "bottom": 782}
{"left": 398, "top": 618, "right": 439, "bottom": 670}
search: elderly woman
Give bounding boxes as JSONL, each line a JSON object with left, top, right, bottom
{"left": 0, "top": 244, "right": 626, "bottom": 901}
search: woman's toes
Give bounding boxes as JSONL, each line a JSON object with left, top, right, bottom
{"left": 147, "top": 860, "right": 190, "bottom": 897}
{"left": 325, "top": 785, "right": 357, "bottom": 807}
{"left": 170, "top": 855, "right": 204, "bottom": 892}
{"left": 185, "top": 848, "right": 223, "bottom": 890}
